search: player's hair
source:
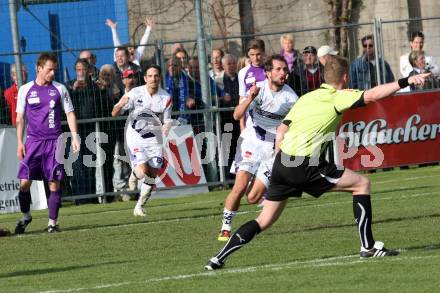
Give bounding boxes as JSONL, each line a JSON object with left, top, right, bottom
{"left": 324, "top": 56, "right": 349, "bottom": 85}
{"left": 246, "top": 39, "right": 265, "bottom": 55}
{"left": 408, "top": 50, "right": 425, "bottom": 67}
{"left": 410, "top": 31, "right": 424, "bottom": 42}
{"left": 264, "top": 54, "right": 287, "bottom": 72}
{"left": 36, "top": 53, "right": 58, "bottom": 68}
{"left": 144, "top": 64, "right": 162, "bottom": 76}
{"left": 115, "top": 47, "right": 129, "bottom": 56}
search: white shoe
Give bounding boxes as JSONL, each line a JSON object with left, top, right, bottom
{"left": 133, "top": 206, "right": 146, "bottom": 217}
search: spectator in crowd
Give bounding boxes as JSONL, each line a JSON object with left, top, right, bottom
{"left": 408, "top": 50, "right": 439, "bottom": 91}
{"left": 236, "top": 56, "right": 249, "bottom": 72}
{"left": 171, "top": 43, "right": 184, "bottom": 54}
{"left": 0, "top": 86, "right": 9, "bottom": 125}
{"left": 279, "top": 34, "right": 302, "bottom": 74}
{"left": 113, "top": 69, "right": 139, "bottom": 201}
{"left": 289, "top": 46, "right": 323, "bottom": 96}
{"left": 349, "top": 35, "right": 394, "bottom": 90}
{"left": 105, "top": 17, "right": 153, "bottom": 67}
{"left": 317, "top": 45, "right": 338, "bottom": 66}
{"left": 96, "top": 64, "right": 120, "bottom": 197}
{"left": 4, "top": 64, "right": 28, "bottom": 126}
{"left": 79, "top": 50, "right": 99, "bottom": 81}
{"left": 67, "top": 58, "right": 101, "bottom": 200}
{"left": 113, "top": 47, "right": 143, "bottom": 94}
{"left": 174, "top": 48, "right": 190, "bottom": 73}
{"left": 400, "top": 31, "right": 440, "bottom": 78}
{"left": 209, "top": 49, "right": 225, "bottom": 89}
{"left": 302, "top": 46, "right": 324, "bottom": 94}
{"left": 221, "top": 53, "right": 240, "bottom": 177}
{"left": 165, "top": 57, "right": 191, "bottom": 124}
{"left": 96, "top": 64, "right": 121, "bottom": 106}
{"left": 186, "top": 56, "right": 226, "bottom": 133}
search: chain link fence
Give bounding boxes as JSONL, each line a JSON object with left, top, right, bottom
{"left": 1, "top": 0, "right": 439, "bottom": 202}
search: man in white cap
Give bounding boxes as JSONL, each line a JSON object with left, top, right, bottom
{"left": 317, "top": 45, "right": 338, "bottom": 66}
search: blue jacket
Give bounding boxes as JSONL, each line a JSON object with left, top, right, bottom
{"left": 349, "top": 55, "right": 394, "bottom": 90}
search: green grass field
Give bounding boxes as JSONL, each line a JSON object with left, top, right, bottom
{"left": 1, "top": 166, "right": 440, "bottom": 293}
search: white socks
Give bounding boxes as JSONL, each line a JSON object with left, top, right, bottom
{"left": 136, "top": 183, "right": 153, "bottom": 209}
{"left": 221, "top": 208, "right": 237, "bottom": 231}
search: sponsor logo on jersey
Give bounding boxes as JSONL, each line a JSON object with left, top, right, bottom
{"left": 244, "top": 151, "right": 253, "bottom": 158}
{"left": 28, "top": 97, "right": 40, "bottom": 104}
{"left": 133, "top": 147, "right": 140, "bottom": 153}
{"left": 48, "top": 89, "right": 57, "bottom": 96}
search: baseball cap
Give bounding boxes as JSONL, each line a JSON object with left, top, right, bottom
{"left": 317, "top": 45, "right": 338, "bottom": 58}
{"left": 122, "top": 69, "right": 136, "bottom": 78}
{"left": 302, "top": 46, "right": 317, "bottom": 55}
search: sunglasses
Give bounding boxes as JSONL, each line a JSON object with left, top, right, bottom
{"left": 363, "top": 44, "right": 374, "bottom": 48}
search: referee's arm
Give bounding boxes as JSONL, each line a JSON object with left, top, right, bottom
{"left": 363, "top": 73, "right": 431, "bottom": 104}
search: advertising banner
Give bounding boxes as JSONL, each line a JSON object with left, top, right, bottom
{"left": 0, "top": 128, "right": 47, "bottom": 214}
{"left": 336, "top": 91, "right": 440, "bottom": 170}
{"left": 154, "top": 125, "right": 209, "bottom": 197}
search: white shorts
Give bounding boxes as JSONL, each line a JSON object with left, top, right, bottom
{"left": 128, "top": 144, "right": 163, "bottom": 169}
{"left": 230, "top": 137, "right": 275, "bottom": 188}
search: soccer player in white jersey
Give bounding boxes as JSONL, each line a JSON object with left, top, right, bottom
{"left": 112, "top": 65, "right": 172, "bottom": 216}
{"left": 217, "top": 54, "right": 298, "bottom": 241}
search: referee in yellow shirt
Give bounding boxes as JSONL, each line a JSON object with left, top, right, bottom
{"left": 205, "top": 56, "right": 430, "bottom": 270}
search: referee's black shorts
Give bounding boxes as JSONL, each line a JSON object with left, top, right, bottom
{"left": 267, "top": 151, "right": 345, "bottom": 201}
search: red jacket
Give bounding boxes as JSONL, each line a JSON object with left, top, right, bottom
{"left": 4, "top": 83, "right": 18, "bottom": 126}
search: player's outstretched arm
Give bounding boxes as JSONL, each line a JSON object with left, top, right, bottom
{"left": 66, "top": 111, "right": 80, "bottom": 153}
{"left": 233, "top": 81, "right": 260, "bottom": 120}
{"left": 363, "top": 73, "right": 431, "bottom": 104}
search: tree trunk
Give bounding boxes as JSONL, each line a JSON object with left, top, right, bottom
{"left": 238, "top": 0, "right": 255, "bottom": 52}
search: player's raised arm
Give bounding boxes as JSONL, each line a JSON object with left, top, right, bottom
{"left": 363, "top": 73, "right": 431, "bottom": 104}
{"left": 112, "top": 95, "right": 130, "bottom": 117}
{"left": 233, "top": 81, "right": 260, "bottom": 120}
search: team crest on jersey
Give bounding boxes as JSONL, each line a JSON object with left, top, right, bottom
{"left": 48, "top": 89, "right": 57, "bottom": 96}
{"left": 49, "top": 100, "right": 55, "bottom": 109}
{"left": 30, "top": 91, "right": 38, "bottom": 98}
{"left": 136, "top": 99, "right": 143, "bottom": 104}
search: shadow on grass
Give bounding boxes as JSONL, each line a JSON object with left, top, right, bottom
{"left": 404, "top": 243, "right": 440, "bottom": 252}
{"left": 0, "top": 260, "right": 131, "bottom": 279}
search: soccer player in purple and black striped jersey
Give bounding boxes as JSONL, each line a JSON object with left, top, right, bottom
{"left": 15, "top": 53, "right": 80, "bottom": 234}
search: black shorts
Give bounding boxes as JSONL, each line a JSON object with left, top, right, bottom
{"left": 267, "top": 152, "right": 345, "bottom": 201}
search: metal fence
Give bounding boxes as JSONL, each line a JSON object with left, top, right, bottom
{"left": 1, "top": 0, "right": 440, "bottom": 201}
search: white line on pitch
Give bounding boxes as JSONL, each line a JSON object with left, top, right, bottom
{"left": 38, "top": 254, "right": 440, "bottom": 293}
